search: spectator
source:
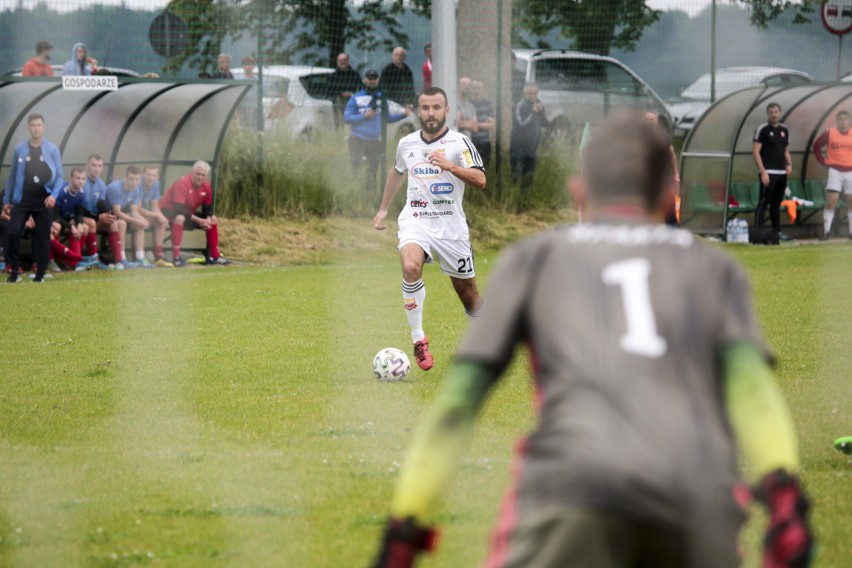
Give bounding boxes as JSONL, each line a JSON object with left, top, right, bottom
{"left": 137, "top": 165, "right": 173, "bottom": 267}
{"left": 471, "top": 80, "right": 495, "bottom": 168}
{"left": 344, "top": 69, "right": 411, "bottom": 193}
{"left": 159, "top": 161, "right": 231, "bottom": 266}
{"left": 327, "top": 52, "right": 362, "bottom": 129}
{"left": 645, "top": 111, "right": 681, "bottom": 225}
{"left": 62, "top": 42, "right": 92, "bottom": 76}
{"left": 51, "top": 167, "right": 93, "bottom": 271}
{"left": 107, "top": 166, "right": 149, "bottom": 269}
{"left": 372, "top": 111, "right": 813, "bottom": 568}
{"left": 812, "top": 110, "right": 852, "bottom": 240}
{"left": 238, "top": 55, "right": 259, "bottom": 126}
{"left": 456, "top": 77, "right": 477, "bottom": 138}
{"left": 753, "top": 102, "right": 792, "bottom": 240}
{"left": 22, "top": 40, "right": 54, "bottom": 77}
{"left": 380, "top": 47, "right": 416, "bottom": 106}
{"left": 422, "top": 43, "right": 432, "bottom": 90}
{"left": 511, "top": 51, "right": 525, "bottom": 103}
{"left": 2, "top": 114, "right": 63, "bottom": 283}
{"left": 510, "top": 82, "right": 550, "bottom": 190}
{"left": 82, "top": 154, "right": 123, "bottom": 269}
{"left": 212, "top": 53, "right": 234, "bottom": 79}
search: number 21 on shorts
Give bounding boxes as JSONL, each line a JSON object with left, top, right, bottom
{"left": 602, "top": 257, "right": 667, "bottom": 358}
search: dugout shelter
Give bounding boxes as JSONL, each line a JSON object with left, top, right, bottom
{"left": 679, "top": 83, "right": 852, "bottom": 238}
{"left": 0, "top": 76, "right": 250, "bottom": 207}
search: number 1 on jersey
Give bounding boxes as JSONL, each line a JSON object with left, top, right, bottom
{"left": 602, "top": 258, "right": 667, "bottom": 358}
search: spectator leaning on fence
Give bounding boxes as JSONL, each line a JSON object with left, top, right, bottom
{"left": 327, "top": 52, "right": 362, "bottom": 129}
{"left": 471, "top": 80, "right": 496, "bottom": 168}
{"left": 2, "top": 114, "right": 63, "bottom": 283}
{"left": 510, "top": 82, "right": 550, "bottom": 191}
{"left": 812, "top": 110, "right": 852, "bottom": 240}
{"left": 22, "top": 40, "right": 53, "bottom": 77}
{"left": 380, "top": 47, "right": 416, "bottom": 106}
{"left": 159, "top": 161, "right": 231, "bottom": 267}
{"left": 212, "top": 53, "right": 234, "bottom": 79}
{"left": 62, "top": 42, "right": 91, "bottom": 76}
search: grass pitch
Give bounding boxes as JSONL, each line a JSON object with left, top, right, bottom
{"left": 0, "top": 239, "right": 850, "bottom": 567}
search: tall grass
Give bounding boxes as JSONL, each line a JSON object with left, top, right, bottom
{"left": 215, "top": 122, "right": 579, "bottom": 219}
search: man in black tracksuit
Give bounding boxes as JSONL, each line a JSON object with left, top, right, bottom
{"left": 752, "top": 102, "right": 792, "bottom": 239}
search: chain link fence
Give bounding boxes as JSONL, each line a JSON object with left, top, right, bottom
{"left": 2, "top": 0, "right": 847, "bottom": 217}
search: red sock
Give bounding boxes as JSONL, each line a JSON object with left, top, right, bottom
{"left": 69, "top": 235, "right": 82, "bottom": 259}
{"left": 207, "top": 225, "right": 220, "bottom": 259}
{"left": 50, "top": 238, "right": 82, "bottom": 267}
{"left": 154, "top": 245, "right": 164, "bottom": 261}
{"left": 85, "top": 233, "right": 98, "bottom": 255}
{"left": 107, "top": 232, "right": 123, "bottom": 262}
{"left": 171, "top": 224, "right": 183, "bottom": 258}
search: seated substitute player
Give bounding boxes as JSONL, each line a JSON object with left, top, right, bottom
{"left": 106, "top": 166, "right": 150, "bottom": 268}
{"left": 137, "top": 165, "right": 173, "bottom": 267}
{"left": 372, "top": 111, "right": 813, "bottom": 568}
{"left": 159, "top": 161, "right": 230, "bottom": 267}
{"left": 52, "top": 167, "right": 96, "bottom": 270}
{"left": 373, "top": 86, "right": 486, "bottom": 371}
{"left": 81, "top": 154, "right": 123, "bottom": 269}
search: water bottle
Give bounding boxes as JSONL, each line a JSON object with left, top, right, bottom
{"left": 739, "top": 218, "right": 750, "bottom": 243}
{"left": 727, "top": 219, "right": 738, "bottom": 243}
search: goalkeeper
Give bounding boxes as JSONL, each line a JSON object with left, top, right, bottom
{"left": 372, "top": 111, "right": 813, "bottom": 568}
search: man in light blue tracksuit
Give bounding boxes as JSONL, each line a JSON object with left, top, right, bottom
{"left": 2, "top": 114, "right": 63, "bottom": 283}
{"left": 344, "top": 69, "right": 410, "bottom": 193}
{"left": 62, "top": 42, "right": 92, "bottom": 76}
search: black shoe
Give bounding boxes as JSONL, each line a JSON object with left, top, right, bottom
{"left": 172, "top": 257, "right": 187, "bottom": 267}
{"left": 6, "top": 271, "right": 21, "bottom": 284}
{"left": 820, "top": 231, "right": 830, "bottom": 241}
{"left": 778, "top": 232, "right": 794, "bottom": 242}
{"left": 32, "top": 273, "right": 45, "bottom": 283}
{"left": 209, "top": 256, "right": 232, "bottom": 266}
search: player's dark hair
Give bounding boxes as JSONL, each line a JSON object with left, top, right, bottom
{"left": 27, "top": 113, "right": 44, "bottom": 125}
{"left": 582, "top": 110, "right": 670, "bottom": 211}
{"left": 70, "top": 167, "right": 85, "bottom": 177}
{"left": 766, "top": 102, "right": 781, "bottom": 113}
{"left": 838, "top": 110, "right": 850, "bottom": 119}
{"left": 418, "top": 87, "right": 447, "bottom": 105}
{"left": 35, "top": 40, "right": 52, "bottom": 55}
{"left": 125, "top": 165, "right": 141, "bottom": 176}
{"left": 87, "top": 154, "right": 103, "bottom": 162}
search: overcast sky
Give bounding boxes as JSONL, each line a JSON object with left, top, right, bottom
{"left": 11, "top": 0, "right": 719, "bottom": 17}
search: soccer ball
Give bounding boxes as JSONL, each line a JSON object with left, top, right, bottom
{"left": 372, "top": 348, "right": 411, "bottom": 382}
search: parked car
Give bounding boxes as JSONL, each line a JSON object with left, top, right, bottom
{"left": 232, "top": 65, "right": 418, "bottom": 139}
{"left": 667, "top": 66, "right": 813, "bottom": 135}
{"left": 512, "top": 48, "right": 669, "bottom": 136}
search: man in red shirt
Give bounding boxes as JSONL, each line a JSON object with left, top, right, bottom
{"left": 22, "top": 41, "right": 54, "bottom": 77}
{"left": 159, "top": 161, "right": 230, "bottom": 266}
{"left": 812, "top": 110, "right": 852, "bottom": 240}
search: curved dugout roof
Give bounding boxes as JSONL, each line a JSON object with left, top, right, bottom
{"left": 0, "top": 77, "right": 250, "bottom": 195}
{"left": 679, "top": 83, "right": 852, "bottom": 235}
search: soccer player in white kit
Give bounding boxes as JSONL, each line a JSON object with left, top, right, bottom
{"left": 373, "top": 87, "right": 486, "bottom": 371}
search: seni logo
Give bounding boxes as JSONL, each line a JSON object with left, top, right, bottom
{"left": 430, "top": 183, "right": 454, "bottom": 195}
{"left": 411, "top": 162, "right": 442, "bottom": 180}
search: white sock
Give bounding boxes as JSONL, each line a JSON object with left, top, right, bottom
{"left": 136, "top": 250, "right": 145, "bottom": 261}
{"left": 824, "top": 208, "right": 834, "bottom": 234}
{"left": 402, "top": 279, "right": 426, "bottom": 342}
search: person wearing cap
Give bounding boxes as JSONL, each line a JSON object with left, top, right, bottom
{"left": 344, "top": 69, "right": 411, "bottom": 193}
{"left": 22, "top": 40, "right": 54, "bottom": 77}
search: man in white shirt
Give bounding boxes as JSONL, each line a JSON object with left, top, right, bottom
{"left": 373, "top": 87, "right": 486, "bottom": 371}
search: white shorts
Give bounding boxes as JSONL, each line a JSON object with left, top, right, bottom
{"left": 826, "top": 168, "right": 852, "bottom": 193}
{"left": 398, "top": 223, "right": 476, "bottom": 279}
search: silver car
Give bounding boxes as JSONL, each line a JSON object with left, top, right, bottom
{"left": 667, "top": 66, "right": 813, "bottom": 135}
{"left": 512, "top": 48, "right": 669, "bottom": 135}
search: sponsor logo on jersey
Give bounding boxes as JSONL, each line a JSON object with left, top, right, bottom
{"left": 462, "top": 149, "right": 474, "bottom": 167}
{"left": 410, "top": 199, "right": 428, "bottom": 208}
{"left": 416, "top": 210, "right": 454, "bottom": 218}
{"left": 432, "top": 198, "right": 455, "bottom": 205}
{"left": 408, "top": 152, "right": 415, "bottom": 158}
{"left": 403, "top": 297, "right": 418, "bottom": 310}
{"left": 412, "top": 162, "right": 442, "bottom": 180}
{"left": 440, "top": 138, "right": 456, "bottom": 144}
{"left": 430, "top": 183, "right": 454, "bottom": 195}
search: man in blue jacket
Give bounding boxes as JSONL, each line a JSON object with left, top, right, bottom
{"left": 2, "top": 114, "right": 63, "bottom": 283}
{"left": 344, "top": 69, "right": 411, "bottom": 193}
{"left": 62, "top": 42, "right": 91, "bottom": 76}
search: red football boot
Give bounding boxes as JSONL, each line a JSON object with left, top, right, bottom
{"left": 413, "top": 336, "right": 434, "bottom": 371}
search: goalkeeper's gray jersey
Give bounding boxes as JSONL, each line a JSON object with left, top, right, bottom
{"left": 457, "top": 221, "right": 767, "bottom": 530}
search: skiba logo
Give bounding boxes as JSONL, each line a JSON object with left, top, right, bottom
{"left": 430, "top": 183, "right": 453, "bottom": 195}
{"left": 411, "top": 161, "right": 442, "bottom": 180}
{"left": 410, "top": 199, "right": 428, "bottom": 208}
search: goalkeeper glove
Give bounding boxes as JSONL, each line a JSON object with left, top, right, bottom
{"left": 753, "top": 469, "right": 814, "bottom": 568}
{"left": 371, "top": 517, "right": 438, "bottom": 568}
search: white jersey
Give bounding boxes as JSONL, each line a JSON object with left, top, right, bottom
{"left": 394, "top": 128, "right": 484, "bottom": 240}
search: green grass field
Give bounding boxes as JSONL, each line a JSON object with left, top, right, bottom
{"left": 0, "top": 239, "right": 850, "bottom": 567}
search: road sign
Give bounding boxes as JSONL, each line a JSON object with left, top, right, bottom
{"left": 822, "top": 0, "right": 852, "bottom": 35}
{"left": 149, "top": 12, "right": 189, "bottom": 59}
